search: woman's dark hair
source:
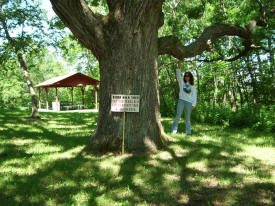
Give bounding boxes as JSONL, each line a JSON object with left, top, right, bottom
{"left": 183, "top": 71, "right": 194, "bottom": 85}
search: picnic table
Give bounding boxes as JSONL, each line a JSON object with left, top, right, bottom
{"left": 61, "top": 102, "right": 84, "bottom": 110}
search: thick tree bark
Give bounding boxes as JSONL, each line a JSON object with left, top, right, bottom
{"left": 2, "top": 18, "right": 39, "bottom": 118}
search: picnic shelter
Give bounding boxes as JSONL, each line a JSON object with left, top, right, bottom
{"left": 35, "top": 72, "right": 100, "bottom": 111}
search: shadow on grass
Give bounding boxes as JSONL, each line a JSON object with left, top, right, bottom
{"left": 0, "top": 110, "right": 274, "bottom": 205}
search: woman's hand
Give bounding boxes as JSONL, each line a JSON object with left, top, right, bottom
{"left": 177, "top": 61, "right": 181, "bottom": 68}
{"left": 192, "top": 106, "right": 195, "bottom": 110}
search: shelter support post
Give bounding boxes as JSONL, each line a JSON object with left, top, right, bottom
{"left": 38, "top": 87, "right": 41, "bottom": 109}
{"left": 81, "top": 87, "right": 85, "bottom": 106}
{"left": 71, "top": 87, "right": 74, "bottom": 105}
{"left": 56, "top": 87, "right": 58, "bottom": 103}
{"left": 45, "top": 87, "right": 49, "bottom": 110}
{"left": 56, "top": 87, "right": 59, "bottom": 111}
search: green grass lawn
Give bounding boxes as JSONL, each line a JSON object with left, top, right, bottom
{"left": 0, "top": 110, "right": 274, "bottom": 206}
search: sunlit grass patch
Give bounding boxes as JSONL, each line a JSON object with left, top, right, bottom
{"left": 242, "top": 146, "right": 275, "bottom": 165}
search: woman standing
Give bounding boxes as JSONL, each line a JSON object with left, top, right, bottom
{"left": 171, "top": 61, "right": 197, "bottom": 135}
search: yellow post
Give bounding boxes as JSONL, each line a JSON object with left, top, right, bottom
{"left": 122, "top": 112, "right": 126, "bottom": 154}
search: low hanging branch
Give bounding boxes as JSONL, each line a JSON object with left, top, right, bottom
{"left": 158, "top": 23, "right": 253, "bottom": 61}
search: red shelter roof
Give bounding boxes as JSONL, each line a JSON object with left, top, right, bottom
{"left": 35, "top": 72, "right": 100, "bottom": 88}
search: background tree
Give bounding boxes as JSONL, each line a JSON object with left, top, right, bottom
{"left": 0, "top": 0, "right": 49, "bottom": 118}
{"left": 49, "top": 0, "right": 274, "bottom": 152}
{"left": 0, "top": 0, "right": 68, "bottom": 117}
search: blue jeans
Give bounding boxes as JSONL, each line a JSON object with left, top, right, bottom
{"left": 171, "top": 99, "right": 192, "bottom": 134}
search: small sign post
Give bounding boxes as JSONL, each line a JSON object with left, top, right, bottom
{"left": 122, "top": 111, "right": 125, "bottom": 154}
{"left": 111, "top": 94, "right": 140, "bottom": 154}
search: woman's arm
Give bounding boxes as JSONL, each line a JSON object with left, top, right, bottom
{"left": 176, "top": 61, "right": 182, "bottom": 84}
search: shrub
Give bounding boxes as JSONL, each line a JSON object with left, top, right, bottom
{"left": 191, "top": 103, "right": 275, "bottom": 132}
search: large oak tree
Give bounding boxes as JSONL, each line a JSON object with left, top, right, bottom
{"left": 49, "top": 0, "right": 271, "bottom": 152}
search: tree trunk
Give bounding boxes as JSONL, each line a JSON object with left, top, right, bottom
{"left": 2, "top": 18, "right": 39, "bottom": 118}
{"left": 235, "top": 72, "right": 244, "bottom": 109}
{"left": 17, "top": 53, "right": 40, "bottom": 118}
{"left": 256, "top": 51, "right": 266, "bottom": 104}
{"left": 245, "top": 56, "right": 258, "bottom": 104}
{"left": 267, "top": 35, "right": 274, "bottom": 79}
{"left": 222, "top": 71, "right": 227, "bottom": 106}
{"left": 228, "top": 85, "right": 236, "bottom": 111}
{"left": 223, "top": 91, "right": 227, "bottom": 106}
{"left": 231, "top": 63, "right": 239, "bottom": 111}
{"left": 90, "top": 37, "right": 164, "bottom": 152}
{"left": 210, "top": 64, "right": 218, "bottom": 108}
{"left": 238, "top": 70, "right": 250, "bottom": 105}
{"left": 87, "top": 2, "right": 166, "bottom": 152}
{"left": 267, "top": 36, "right": 274, "bottom": 104}
{"left": 194, "top": 61, "right": 200, "bottom": 102}
{"left": 231, "top": 82, "right": 238, "bottom": 111}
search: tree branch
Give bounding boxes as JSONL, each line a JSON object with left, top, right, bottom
{"left": 158, "top": 23, "right": 252, "bottom": 61}
{"left": 196, "top": 44, "right": 271, "bottom": 62}
{"left": 50, "top": 0, "right": 106, "bottom": 59}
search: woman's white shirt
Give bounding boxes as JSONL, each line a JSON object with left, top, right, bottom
{"left": 176, "top": 69, "right": 197, "bottom": 107}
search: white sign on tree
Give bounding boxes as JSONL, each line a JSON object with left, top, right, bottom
{"left": 111, "top": 94, "right": 140, "bottom": 112}
{"left": 111, "top": 94, "right": 140, "bottom": 154}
